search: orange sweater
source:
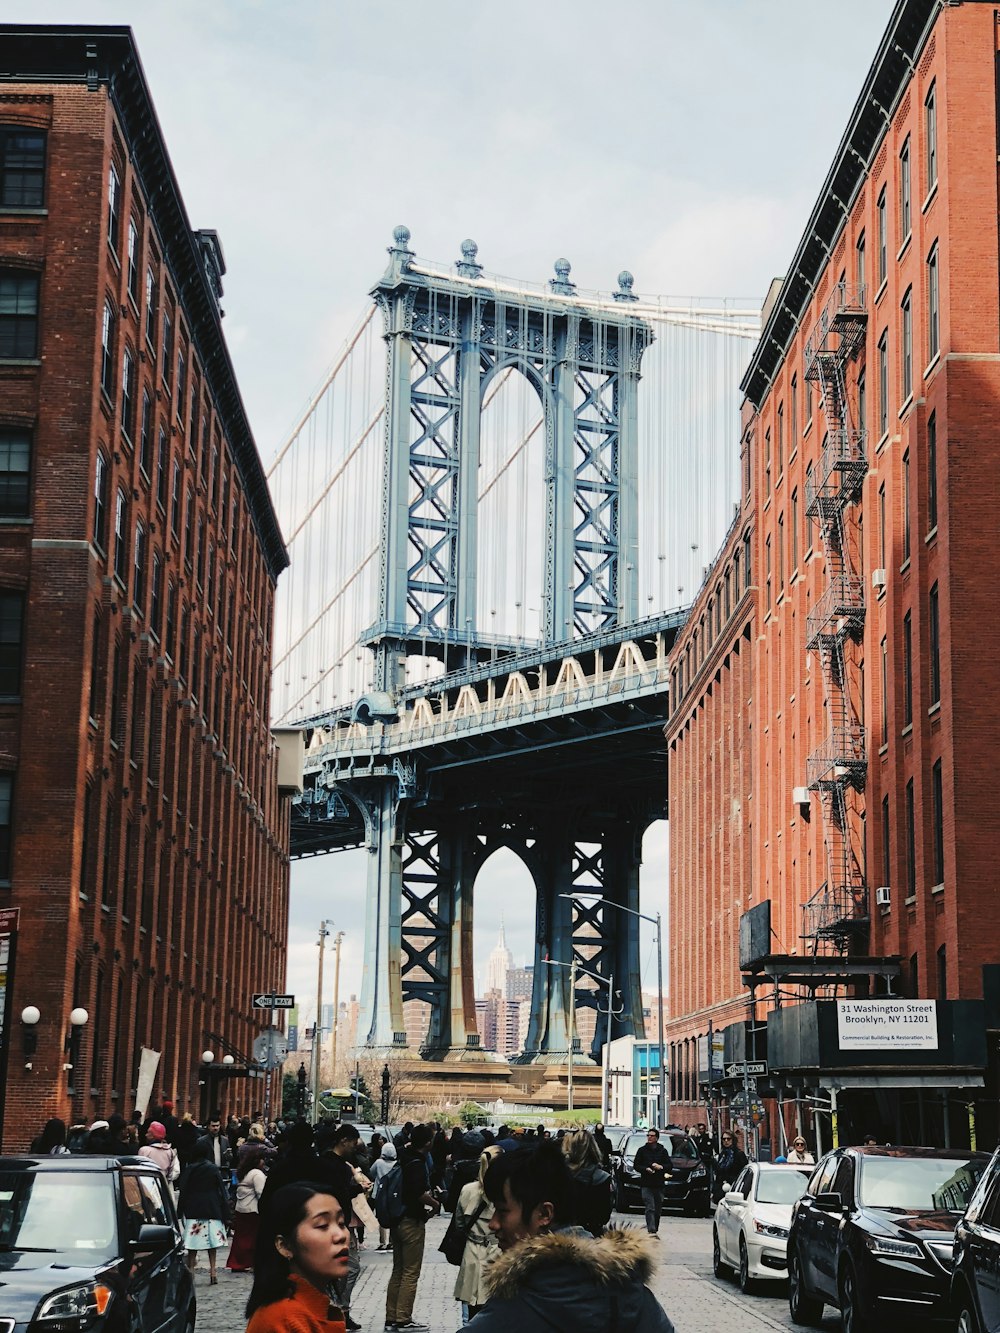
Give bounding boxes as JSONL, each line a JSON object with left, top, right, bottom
{"left": 246, "top": 1275, "right": 346, "bottom": 1333}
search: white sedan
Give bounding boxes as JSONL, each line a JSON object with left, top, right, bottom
{"left": 713, "top": 1162, "right": 812, "bottom": 1293}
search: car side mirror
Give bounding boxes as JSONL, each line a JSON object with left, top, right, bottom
{"left": 815, "top": 1192, "right": 844, "bottom": 1213}
{"left": 724, "top": 1190, "right": 743, "bottom": 1203}
{"left": 132, "top": 1223, "right": 176, "bottom": 1253}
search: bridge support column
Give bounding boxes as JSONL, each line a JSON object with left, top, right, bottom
{"left": 358, "top": 783, "right": 405, "bottom": 1048}
{"left": 521, "top": 826, "right": 577, "bottom": 1063}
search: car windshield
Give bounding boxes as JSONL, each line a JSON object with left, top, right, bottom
{"left": 0, "top": 1171, "right": 118, "bottom": 1258}
{"left": 858, "top": 1156, "right": 985, "bottom": 1212}
{"left": 623, "top": 1133, "right": 698, "bottom": 1160}
{"left": 755, "top": 1168, "right": 811, "bottom": 1205}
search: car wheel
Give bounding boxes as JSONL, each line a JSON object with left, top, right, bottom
{"left": 839, "top": 1261, "right": 871, "bottom": 1333}
{"left": 788, "top": 1246, "right": 824, "bottom": 1326}
{"left": 957, "top": 1302, "right": 980, "bottom": 1333}
{"left": 712, "top": 1227, "right": 730, "bottom": 1279}
{"left": 739, "top": 1237, "right": 755, "bottom": 1294}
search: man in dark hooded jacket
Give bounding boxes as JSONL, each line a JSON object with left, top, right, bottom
{"left": 464, "top": 1142, "right": 673, "bottom": 1333}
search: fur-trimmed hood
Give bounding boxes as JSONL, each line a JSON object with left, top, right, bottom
{"left": 467, "top": 1227, "right": 673, "bottom": 1333}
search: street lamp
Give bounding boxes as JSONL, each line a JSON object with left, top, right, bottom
{"left": 542, "top": 958, "right": 623, "bottom": 1121}
{"left": 560, "top": 892, "right": 667, "bottom": 1129}
{"left": 201, "top": 1050, "right": 215, "bottom": 1064}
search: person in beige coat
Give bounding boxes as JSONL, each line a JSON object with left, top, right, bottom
{"left": 453, "top": 1146, "right": 501, "bottom": 1320}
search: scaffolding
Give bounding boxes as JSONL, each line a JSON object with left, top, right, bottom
{"left": 803, "top": 282, "right": 869, "bottom": 951}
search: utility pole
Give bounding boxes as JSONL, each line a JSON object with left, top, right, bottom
{"left": 312, "top": 920, "right": 332, "bottom": 1123}
{"left": 567, "top": 957, "right": 577, "bottom": 1114}
{"left": 329, "top": 930, "right": 344, "bottom": 1086}
{"left": 655, "top": 910, "right": 666, "bottom": 1128}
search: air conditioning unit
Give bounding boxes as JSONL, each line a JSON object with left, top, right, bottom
{"left": 792, "top": 786, "right": 810, "bottom": 805}
{"left": 875, "top": 886, "right": 891, "bottom": 908}
{"left": 871, "top": 568, "right": 886, "bottom": 589}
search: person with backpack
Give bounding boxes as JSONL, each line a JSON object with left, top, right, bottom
{"left": 371, "top": 1141, "right": 397, "bottom": 1250}
{"left": 382, "top": 1122, "right": 440, "bottom": 1332}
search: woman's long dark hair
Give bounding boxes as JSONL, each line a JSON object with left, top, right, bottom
{"left": 31, "top": 1118, "right": 67, "bottom": 1153}
{"left": 246, "top": 1184, "right": 337, "bottom": 1319}
{"left": 238, "top": 1147, "right": 266, "bottom": 1182}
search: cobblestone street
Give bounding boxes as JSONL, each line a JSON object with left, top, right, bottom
{"left": 194, "top": 1210, "right": 843, "bottom": 1333}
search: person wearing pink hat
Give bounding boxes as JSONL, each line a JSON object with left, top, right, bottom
{"left": 139, "top": 1121, "right": 180, "bottom": 1196}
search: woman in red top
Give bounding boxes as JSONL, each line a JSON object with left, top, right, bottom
{"left": 245, "top": 1184, "right": 351, "bottom": 1333}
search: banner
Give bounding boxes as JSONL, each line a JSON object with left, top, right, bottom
{"left": 135, "top": 1046, "right": 161, "bottom": 1120}
{"left": 837, "top": 999, "right": 938, "bottom": 1050}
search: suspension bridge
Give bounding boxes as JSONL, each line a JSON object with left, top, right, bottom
{"left": 268, "top": 228, "right": 759, "bottom": 1103}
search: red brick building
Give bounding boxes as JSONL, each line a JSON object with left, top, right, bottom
{"left": 0, "top": 26, "right": 290, "bottom": 1148}
{"left": 667, "top": 0, "right": 1000, "bottom": 1146}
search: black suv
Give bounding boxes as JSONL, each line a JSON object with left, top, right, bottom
{"left": 787, "top": 1145, "right": 987, "bottom": 1331}
{"left": 0, "top": 1155, "right": 195, "bottom": 1333}
{"left": 951, "top": 1145, "right": 1000, "bottom": 1333}
{"left": 611, "top": 1129, "right": 711, "bottom": 1216}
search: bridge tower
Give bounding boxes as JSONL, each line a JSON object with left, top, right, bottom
{"left": 352, "top": 229, "right": 655, "bottom": 1062}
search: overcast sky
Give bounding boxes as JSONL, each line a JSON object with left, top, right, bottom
{"left": 19, "top": 0, "right": 891, "bottom": 1027}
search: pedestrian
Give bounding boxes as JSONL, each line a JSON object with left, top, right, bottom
{"left": 633, "top": 1128, "right": 673, "bottom": 1237}
{"left": 786, "top": 1135, "right": 815, "bottom": 1165}
{"left": 227, "top": 1147, "right": 268, "bottom": 1273}
{"left": 445, "top": 1131, "right": 485, "bottom": 1213}
{"left": 324, "top": 1125, "right": 363, "bottom": 1331}
{"left": 30, "top": 1117, "right": 69, "bottom": 1155}
{"left": 244, "top": 1183, "right": 351, "bottom": 1333}
{"left": 465, "top": 1142, "right": 674, "bottom": 1332}
{"left": 259, "top": 1121, "right": 341, "bottom": 1215}
{"left": 175, "top": 1113, "right": 200, "bottom": 1168}
{"left": 84, "top": 1119, "right": 112, "bottom": 1154}
{"left": 561, "top": 1130, "right": 613, "bottom": 1236}
{"left": 198, "top": 1113, "right": 234, "bottom": 1172}
{"left": 178, "top": 1140, "right": 231, "bottom": 1284}
{"left": 592, "top": 1122, "right": 613, "bottom": 1169}
{"left": 452, "top": 1146, "right": 500, "bottom": 1322}
{"left": 693, "top": 1122, "right": 713, "bottom": 1161}
{"left": 712, "top": 1129, "right": 748, "bottom": 1202}
{"left": 138, "top": 1121, "right": 180, "bottom": 1194}
{"left": 371, "top": 1141, "right": 397, "bottom": 1250}
{"left": 239, "top": 1122, "right": 277, "bottom": 1167}
{"left": 385, "top": 1121, "right": 440, "bottom": 1332}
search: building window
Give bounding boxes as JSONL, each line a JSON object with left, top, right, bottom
{"left": 206, "top": 543, "right": 214, "bottom": 610}
{"left": 196, "top": 516, "right": 205, "bottom": 588}
{"left": 107, "top": 163, "right": 121, "bottom": 252}
{"left": 89, "top": 610, "right": 102, "bottom": 722}
{"left": 806, "top": 379, "right": 813, "bottom": 426}
{"left": 764, "top": 428, "right": 771, "bottom": 494}
{"left": 877, "top": 186, "right": 887, "bottom": 287}
{"left": 0, "top": 127, "right": 45, "bottom": 207}
{"left": 133, "top": 521, "right": 146, "bottom": 613}
{"left": 925, "top": 82, "right": 937, "bottom": 192}
{"left": 138, "top": 391, "right": 152, "bottom": 476}
{"left": 743, "top": 530, "right": 751, "bottom": 585}
{"left": 170, "top": 460, "right": 181, "bottom": 539}
{"left": 905, "top": 778, "right": 916, "bottom": 897}
{"left": 0, "top": 772, "right": 13, "bottom": 882}
{"left": 113, "top": 489, "right": 128, "bottom": 585}
{"left": 790, "top": 374, "right": 798, "bottom": 440}
{"left": 880, "top": 636, "right": 888, "bottom": 746}
{"left": 144, "top": 266, "right": 157, "bottom": 350}
{"left": 790, "top": 489, "right": 799, "bottom": 573}
{"left": 176, "top": 351, "right": 187, "bottom": 420}
{"left": 856, "top": 230, "right": 865, "bottom": 297}
{"left": 903, "top": 611, "right": 913, "bottom": 726}
{"left": 156, "top": 429, "right": 168, "bottom": 512}
{"left": 161, "top": 311, "right": 173, "bottom": 388}
{"left": 929, "top": 581, "right": 940, "bottom": 705}
{"left": 927, "top": 412, "right": 937, "bottom": 531}
{"left": 878, "top": 329, "right": 888, "bottom": 437}
{"left": 0, "top": 426, "right": 30, "bottom": 517}
{"left": 878, "top": 484, "right": 886, "bottom": 568}
{"left": 899, "top": 137, "right": 911, "bottom": 244}
{"left": 100, "top": 300, "right": 115, "bottom": 398}
{"left": 184, "top": 490, "right": 194, "bottom": 567}
{"left": 881, "top": 795, "right": 890, "bottom": 889}
{"left": 765, "top": 536, "right": 771, "bottom": 612}
{"left": 901, "top": 287, "right": 912, "bottom": 402}
{"left": 777, "top": 403, "right": 784, "bottom": 475}
{"left": 0, "top": 271, "right": 39, "bottom": 359}
{"left": 937, "top": 944, "right": 947, "bottom": 1000}
{"left": 110, "top": 640, "right": 123, "bottom": 743}
{"left": 927, "top": 243, "right": 939, "bottom": 361}
{"left": 857, "top": 370, "right": 866, "bottom": 440}
{"left": 777, "top": 513, "right": 784, "bottom": 592}
{"left": 902, "top": 449, "right": 911, "bottom": 563}
{"left": 932, "top": 758, "right": 944, "bottom": 886}
{"left": 126, "top": 218, "right": 139, "bottom": 304}
{"left": 121, "top": 345, "right": 136, "bottom": 440}
{"left": 0, "top": 592, "right": 23, "bottom": 697}
{"left": 189, "top": 383, "right": 200, "bottom": 456}
{"left": 94, "top": 451, "right": 109, "bottom": 550}
{"left": 165, "top": 580, "right": 177, "bottom": 660}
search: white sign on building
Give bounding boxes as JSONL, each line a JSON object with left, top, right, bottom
{"left": 836, "top": 999, "right": 938, "bottom": 1050}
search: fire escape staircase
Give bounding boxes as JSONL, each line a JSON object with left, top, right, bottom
{"left": 802, "top": 283, "right": 869, "bottom": 950}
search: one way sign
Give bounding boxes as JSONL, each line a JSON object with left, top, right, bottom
{"left": 725, "top": 1060, "right": 768, "bottom": 1079}
{"left": 252, "top": 993, "right": 295, "bottom": 1009}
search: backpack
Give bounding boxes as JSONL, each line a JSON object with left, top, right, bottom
{"left": 374, "top": 1162, "right": 406, "bottom": 1227}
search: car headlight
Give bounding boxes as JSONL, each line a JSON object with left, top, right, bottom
{"left": 865, "top": 1235, "right": 923, "bottom": 1260}
{"left": 753, "top": 1219, "right": 789, "bottom": 1239}
{"left": 689, "top": 1165, "right": 707, "bottom": 1179}
{"left": 37, "top": 1282, "right": 114, "bottom": 1324}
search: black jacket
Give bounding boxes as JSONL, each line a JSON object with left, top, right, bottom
{"left": 633, "top": 1142, "right": 673, "bottom": 1188}
{"left": 570, "top": 1163, "right": 613, "bottom": 1237}
{"left": 177, "top": 1159, "right": 230, "bottom": 1222}
{"left": 195, "top": 1132, "right": 232, "bottom": 1171}
{"left": 465, "top": 1226, "right": 674, "bottom": 1333}
{"left": 399, "top": 1145, "right": 431, "bottom": 1222}
{"left": 258, "top": 1148, "right": 342, "bottom": 1215}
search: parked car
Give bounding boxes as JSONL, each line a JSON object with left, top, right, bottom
{"left": 714, "top": 1162, "right": 812, "bottom": 1292}
{"left": 950, "top": 1145, "right": 1000, "bottom": 1333}
{"left": 786, "top": 1145, "right": 987, "bottom": 1330}
{"left": 611, "top": 1128, "right": 711, "bottom": 1216}
{"left": 0, "top": 1154, "right": 195, "bottom": 1333}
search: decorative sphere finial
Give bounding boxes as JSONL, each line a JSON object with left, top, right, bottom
{"left": 549, "top": 257, "right": 576, "bottom": 295}
{"left": 392, "top": 224, "right": 411, "bottom": 248}
{"left": 456, "top": 237, "right": 483, "bottom": 279}
{"left": 554, "top": 258, "right": 571, "bottom": 278}
{"left": 614, "top": 269, "right": 639, "bottom": 302}
{"left": 461, "top": 239, "right": 478, "bottom": 260}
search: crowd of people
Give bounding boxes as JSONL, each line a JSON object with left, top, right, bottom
{"left": 28, "top": 1111, "right": 676, "bottom": 1333}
